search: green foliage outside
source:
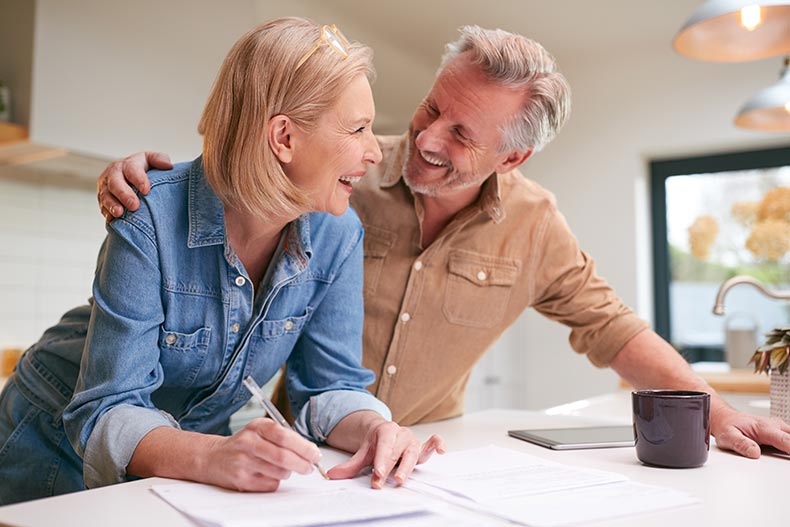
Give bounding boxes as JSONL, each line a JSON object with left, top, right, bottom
{"left": 670, "top": 244, "right": 787, "bottom": 285}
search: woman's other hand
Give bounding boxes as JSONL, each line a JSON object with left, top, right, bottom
{"left": 325, "top": 412, "right": 445, "bottom": 489}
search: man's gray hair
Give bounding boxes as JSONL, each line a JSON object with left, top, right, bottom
{"left": 439, "top": 26, "right": 571, "bottom": 153}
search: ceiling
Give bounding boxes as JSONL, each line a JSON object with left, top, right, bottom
{"left": 273, "top": 0, "right": 711, "bottom": 132}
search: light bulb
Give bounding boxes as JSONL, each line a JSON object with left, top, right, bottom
{"left": 740, "top": 5, "right": 762, "bottom": 31}
{"left": 785, "top": 102, "right": 790, "bottom": 113}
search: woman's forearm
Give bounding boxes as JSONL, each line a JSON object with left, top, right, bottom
{"left": 127, "top": 427, "right": 218, "bottom": 480}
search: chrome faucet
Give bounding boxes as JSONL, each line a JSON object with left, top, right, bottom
{"left": 712, "top": 275, "right": 790, "bottom": 316}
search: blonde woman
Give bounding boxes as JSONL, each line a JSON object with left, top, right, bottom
{"left": 0, "top": 18, "right": 443, "bottom": 505}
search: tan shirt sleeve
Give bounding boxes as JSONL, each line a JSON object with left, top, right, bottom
{"left": 530, "top": 202, "right": 649, "bottom": 367}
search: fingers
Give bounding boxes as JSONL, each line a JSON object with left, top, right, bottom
{"left": 715, "top": 416, "right": 790, "bottom": 458}
{"left": 417, "top": 434, "right": 447, "bottom": 465}
{"left": 146, "top": 151, "right": 173, "bottom": 172}
{"left": 370, "top": 422, "right": 403, "bottom": 489}
{"left": 247, "top": 418, "right": 322, "bottom": 474}
{"left": 753, "top": 418, "right": 790, "bottom": 454}
{"left": 326, "top": 442, "right": 373, "bottom": 480}
{"left": 391, "top": 439, "right": 420, "bottom": 486}
{"left": 97, "top": 152, "right": 160, "bottom": 218}
{"left": 717, "top": 428, "right": 761, "bottom": 459}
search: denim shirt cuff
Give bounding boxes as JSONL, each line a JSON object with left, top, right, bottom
{"left": 294, "top": 390, "right": 392, "bottom": 443}
{"left": 82, "top": 404, "right": 179, "bottom": 488}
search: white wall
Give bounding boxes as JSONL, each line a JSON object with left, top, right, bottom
{"left": 11, "top": 0, "right": 790, "bottom": 410}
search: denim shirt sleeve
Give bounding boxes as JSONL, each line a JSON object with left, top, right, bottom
{"left": 62, "top": 209, "right": 175, "bottom": 489}
{"left": 286, "top": 224, "right": 392, "bottom": 442}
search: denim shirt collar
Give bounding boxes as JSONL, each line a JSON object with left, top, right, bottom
{"left": 186, "top": 157, "right": 312, "bottom": 268}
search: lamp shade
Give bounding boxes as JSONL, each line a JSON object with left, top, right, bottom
{"left": 734, "top": 57, "right": 790, "bottom": 130}
{"left": 674, "top": 0, "right": 790, "bottom": 62}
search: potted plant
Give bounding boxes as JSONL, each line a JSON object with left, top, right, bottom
{"left": 750, "top": 327, "right": 790, "bottom": 423}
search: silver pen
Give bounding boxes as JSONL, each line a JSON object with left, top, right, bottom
{"left": 242, "top": 375, "right": 329, "bottom": 480}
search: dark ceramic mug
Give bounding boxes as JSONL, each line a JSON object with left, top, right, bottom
{"left": 632, "top": 390, "right": 710, "bottom": 468}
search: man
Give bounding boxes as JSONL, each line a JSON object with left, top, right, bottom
{"left": 98, "top": 26, "right": 790, "bottom": 458}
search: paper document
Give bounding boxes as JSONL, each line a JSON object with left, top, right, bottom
{"left": 406, "top": 445, "right": 699, "bottom": 526}
{"left": 152, "top": 446, "right": 699, "bottom": 527}
{"left": 152, "top": 471, "right": 501, "bottom": 527}
{"left": 409, "top": 444, "right": 626, "bottom": 501}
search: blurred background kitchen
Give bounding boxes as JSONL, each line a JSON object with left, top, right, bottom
{"left": 1, "top": 0, "right": 788, "bottom": 410}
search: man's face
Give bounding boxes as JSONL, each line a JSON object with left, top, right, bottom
{"left": 403, "top": 52, "right": 528, "bottom": 198}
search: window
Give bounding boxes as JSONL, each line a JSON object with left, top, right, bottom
{"left": 651, "top": 146, "right": 790, "bottom": 364}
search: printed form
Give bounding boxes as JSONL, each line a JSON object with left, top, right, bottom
{"left": 152, "top": 445, "right": 698, "bottom": 527}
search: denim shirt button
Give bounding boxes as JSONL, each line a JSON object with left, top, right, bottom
{"left": 165, "top": 333, "right": 177, "bottom": 345}
{"left": 234, "top": 276, "right": 246, "bottom": 287}
{"left": 232, "top": 323, "right": 240, "bottom": 333}
{"left": 283, "top": 320, "right": 294, "bottom": 331}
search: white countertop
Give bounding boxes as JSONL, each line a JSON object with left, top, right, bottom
{"left": 0, "top": 391, "right": 785, "bottom": 527}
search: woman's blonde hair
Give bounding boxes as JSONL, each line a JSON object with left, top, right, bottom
{"left": 199, "top": 17, "right": 375, "bottom": 220}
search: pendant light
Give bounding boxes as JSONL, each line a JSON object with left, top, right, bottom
{"left": 673, "top": 0, "right": 790, "bottom": 62}
{"left": 734, "top": 56, "right": 790, "bottom": 130}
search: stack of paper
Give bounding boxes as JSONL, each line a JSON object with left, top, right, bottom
{"left": 406, "top": 445, "right": 699, "bottom": 526}
{"left": 152, "top": 445, "right": 699, "bottom": 527}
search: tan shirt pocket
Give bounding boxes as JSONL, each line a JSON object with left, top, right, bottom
{"left": 443, "top": 250, "right": 519, "bottom": 328}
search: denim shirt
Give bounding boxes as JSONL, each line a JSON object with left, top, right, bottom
{"left": 14, "top": 157, "right": 390, "bottom": 488}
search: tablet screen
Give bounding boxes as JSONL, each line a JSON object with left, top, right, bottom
{"left": 508, "top": 425, "right": 635, "bottom": 450}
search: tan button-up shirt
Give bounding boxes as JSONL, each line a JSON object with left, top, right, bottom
{"left": 349, "top": 135, "right": 648, "bottom": 425}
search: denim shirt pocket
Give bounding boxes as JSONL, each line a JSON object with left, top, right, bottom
{"left": 257, "top": 307, "right": 313, "bottom": 340}
{"left": 158, "top": 326, "right": 212, "bottom": 388}
{"left": 362, "top": 225, "right": 396, "bottom": 297}
{"left": 443, "top": 250, "right": 519, "bottom": 328}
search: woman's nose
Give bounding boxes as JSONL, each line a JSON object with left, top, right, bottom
{"left": 364, "top": 132, "right": 383, "bottom": 164}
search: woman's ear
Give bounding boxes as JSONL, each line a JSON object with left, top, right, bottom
{"left": 268, "top": 115, "right": 294, "bottom": 164}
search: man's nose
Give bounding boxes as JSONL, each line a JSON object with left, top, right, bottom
{"left": 415, "top": 120, "right": 445, "bottom": 153}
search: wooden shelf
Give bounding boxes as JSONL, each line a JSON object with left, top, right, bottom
{"left": 0, "top": 121, "right": 28, "bottom": 144}
{"left": 620, "top": 368, "right": 770, "bottom": 394}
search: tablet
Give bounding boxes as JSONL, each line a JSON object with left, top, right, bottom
{"left": 507, "top": 425, "right": 635, "bottom": 450}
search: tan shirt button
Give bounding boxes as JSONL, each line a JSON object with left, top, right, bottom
{"left": 232, "top": 323, "right": 240, "bottom": 333}
{"left": 414, "top": 261, "right": 423, "bottom": 271}
{"left": 235, "top": 276, "right": 246, "bottom": 287}
{"left": 165, "top": 333, "right": 177, "bottom": 345}
{"left": 386, "top": 365, "right": 397, "bottom": 375}
{"left": 400, "top": 312, "right": 411, "bottom": 322}
{"left": 477, "top": 270, "right": 487, "bottom": 281}
{"left": 284, "top": 320, "right": 294, "bottom": 331}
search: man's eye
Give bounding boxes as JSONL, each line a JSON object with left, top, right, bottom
{"left": 453, "top": 127, "right": 467, "bottom": 140}
{"left": 355, "top": 126, "right": 366, "bottom": 134}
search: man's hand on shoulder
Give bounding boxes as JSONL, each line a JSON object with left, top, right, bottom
{"left": 97, "top": 152, "right": 172, "bottom": 223}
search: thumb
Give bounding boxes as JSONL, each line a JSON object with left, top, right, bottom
{"left": 327, "top": 444, "right": 373, "bottom": 480}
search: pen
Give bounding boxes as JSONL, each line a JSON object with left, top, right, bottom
{"left": 242, "top": 375, "right": 329, "bottom": 480}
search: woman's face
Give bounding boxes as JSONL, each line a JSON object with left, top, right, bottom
{"left": 285, "top": 74, "right": 382, "bottom": 216}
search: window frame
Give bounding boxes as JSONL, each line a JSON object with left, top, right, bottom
{"left": 649, "top": 145, "right": 790, "bottom": 346}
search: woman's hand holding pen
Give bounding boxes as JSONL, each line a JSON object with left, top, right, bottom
{"left": 203, "top": 418, "right": 323, "bottom": 492}
{"left": 325, "top": 412, "right": 446, "bottom": 489}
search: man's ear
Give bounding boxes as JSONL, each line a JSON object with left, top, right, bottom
{"left": 495, "top": 148, "right": 533, "bottom": 174}
{"left": 268, "top": 115, "right": 295, "bottom": 164}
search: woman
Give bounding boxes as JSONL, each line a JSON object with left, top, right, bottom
{"left": 0, "top": 18, "right": 443, "bottom": 505}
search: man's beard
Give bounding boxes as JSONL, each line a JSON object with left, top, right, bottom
{"left": 401, "top": 140, "right": 482, "bottom": 198}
